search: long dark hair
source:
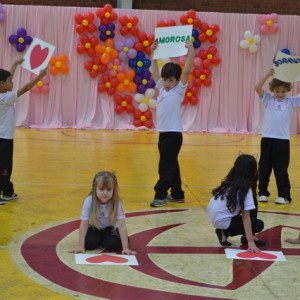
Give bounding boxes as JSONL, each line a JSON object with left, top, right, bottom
{"left": 212, "top": 154, "right": 258, "bottom": 212}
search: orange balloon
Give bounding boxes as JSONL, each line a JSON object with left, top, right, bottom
{"left": 127, "top": 69, "right": 135, "bottom": 80}
{"left": 101, "top": 53, "right": 110, "bottom": 65}
{"left": 59, "top": 54, "right": 68, "bottom": 63}
{"left": 49, "top": 56, "right": 57, "bottom": 65}
{"left": 127, "top": 82, "right": 137, "bottom": 93}
{"left": 106, "top": 38, "right": 114, "bottom": 48}
{"left": 95, "top": 44, "right": 105, "bottom": 54}
{"left": 60, "top": 65, "right": 69, "bottom": 74}
{"left": 110, "top": 49, "right": 118, "bottom": 59}
{"left": 116, "top": 84, "right": 125, "bottom": 93}
{"left": 116, "top": 72, "right": 126, "bottom": 82}
{"left": 50, "top": 66, "right": 58, "bottom": 75}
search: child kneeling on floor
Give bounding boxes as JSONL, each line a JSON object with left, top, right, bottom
{"left": 207, "top": 154, "right": 265, "bottom": 252}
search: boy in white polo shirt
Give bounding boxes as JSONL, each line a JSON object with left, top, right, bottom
{"left": 149, "top": 40, "right": 194, "bottom": 207}
{"left": 255, "top": 68, "right": 300, "bottom": 204}
{"left": 0, "top": 59, "right": 47, "bottom": 204}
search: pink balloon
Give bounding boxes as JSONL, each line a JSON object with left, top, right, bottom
{"left": 259, "top": 15, "right": 268, "bottom": 23}
{"left": 193, "top": 57, "right": 202, "bottom": 67}
{"left": 41, "top": 86, "right": 50, "bottom": 94}
{"left": 270, "top": 13, "right": 278, "bottom": 21}
{"left": 31, "top": 86, "right": 39, "bottom": 93}
{"left": 260, "top": 25, "right": 268, "bottom": 34}
{"left": 270, "top": 23, "right": 279, "bottom": 33}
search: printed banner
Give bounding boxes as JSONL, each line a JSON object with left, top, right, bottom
{"left": 153, "top": 25, "right": 193, "bottom": 59}
{"left": 273, "top": 51, "right": 300, "bottom": 82}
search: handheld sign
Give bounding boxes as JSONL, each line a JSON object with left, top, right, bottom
{"left": 153, "top": 25, "right": 193, "bottom": 59}
{"left": 22, "top": 38, "right": 56, "bottom": 74}
{"left": 273, "top": 51, "right": 300, "bottom": 82}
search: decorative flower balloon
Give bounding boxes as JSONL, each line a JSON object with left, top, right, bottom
{"left": 128, "top": 51, "right": 151, "bottom": 75}
{"left": 116, "top": 69, "right": 137, "bottom": 93}
{"left": 119, "top": 15, "right": 139, "bottom": 36}
{"left": 98, "top": 22, "right": 115, "bottom": 41}
{"left": 114, "top": 94, "right": 134, "bottom": 114}
{"left": 49, "top": 54, "right": 69, "bottom": 76}
{"left": 180, "top": 9, "right": 201, "bottom": 28}
{"left": 133, "top": 109, "right": 153, "bottom": 129}
{"left": 182, "top": 86, "right": 199, "bottom": 105}
{"left": 157, "top": 19, "right": 176, "bottom": 27}
{"left": 115, "top": 37, "right": 137, "bottom": 61}
{"left": 199, "top": 46, "right": 221, "bottom": 68}
{"left": 74, "top": 12, "right": 97, "bottom": 34}
{"left": 30, "top": 74, "right": 50, "bottom": 94}
{"left": 134, "top": 70, "right": 156, "bottom": 94}
{"left": 0, "top": 4, "right": 5, "bottom": 23}
{"left": 133, "top": 88, "right": 157, "bottom": 112}
{"left": 193, "top": 67, "right": 212, "bottom": 87}
{"left": 77, "top": 34, "right": 99, "bottom": 57}
{"left": 259, "top": 13, "right": 279, "bottom": 34}
{"left": 191, "top": 29, "right": 201, "bottom": 49}
{"left": 107, "top": 58, "right": 124, "bottom": 77}
{"left": 199, "top": 23, "right": 220, "bottom": 44}
{"left": 240, "top": 30, "right": 261, "bottom": 54}
{"left": 84, "top": 56, "right": 107, "bottom": 78}
{"left": 97, "top": 74, "right": 118, "bottom": 96}
{"left": 95, "top": 38, "right": 118, "bottom": 65}
{"left": 134, "top": 31, "right": 155, "bottom": 56}
{"left": 9, "top": 27, "right": 33, "bottom": 52}
{"left": 95, "top": 4, "right": 118, "bottom": 25}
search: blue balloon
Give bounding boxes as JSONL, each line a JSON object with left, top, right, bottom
{"left": 128, "top": 59, "right": 136, "bottom": 68}
{"left": 281, "top": 48, "right": 291, "bottom": 55}
{"left": 143, "top": 59, "right": 151, "bottom": 68}
{"left": 136, "top": 51, "right": 145, "bottom": 60}
{"left": 16, "top": 27, "right": 27, "bottom": 37}
{"left": 9, "top": 34, "right": 18, "bottom": 44}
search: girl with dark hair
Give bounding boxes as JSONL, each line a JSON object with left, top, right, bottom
{"left": 69, "top": 171, "right": 136, "bottom": 255}
{"left": 207, "top": 154, "right": 265, "bottom": 252}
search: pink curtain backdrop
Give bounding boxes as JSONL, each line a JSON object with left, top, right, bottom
{"left": 1, "top": 5, "right": 300, "bottom": 133}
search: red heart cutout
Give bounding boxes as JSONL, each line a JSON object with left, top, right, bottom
{"left": 30, "top": 44, "right": 49, "bottom": 70}
{"left": 237, "top": 251, "right": 277, "bottom": 260}
{"left": 86, "top": 254, "right": 128, "bottom": 264}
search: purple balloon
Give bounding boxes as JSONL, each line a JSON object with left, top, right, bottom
{"left": 137, "top": 84, "right": 147, "bottom": 94}
{"left": 124, "top": 37, "right": 134, "bottom": 48}
{"left": 143, "top": 70, "right": 151, "bottom": 80}
{"left": 17, "top": 27, "right": 27, "bottom": 37}
{"left": 24, "top": 36, "right": 33, "bottom": 45}
{"left": 119, "top": 51, "right": 127, "bottom": 61}
{"left": 107, "top": 22, "right": 115, "bottom": 31}
{"left": 127, "top": 48, "right": 137, "bottom": 59}
{"left": 115, "top": 40, "right": 124, "bottom": 51}
{"left": 148, "top": 79, "right": 156, "bottom": 88}
{"left": 134, "top": 75, "right": 142, "bottom": 84}
{"left": 16, "top": 43, "right": 25, "bottom": 52}
{"left": 98, "top": 24, "right": 106, "bottom": 33}
{"left": 9, "top": 35, "right": 18, "bottom": 44}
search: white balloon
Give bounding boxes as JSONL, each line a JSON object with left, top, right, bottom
{"left": 244, "top": 30, "right": 253, "bottom": 40}
{"left": 149, "top": 99, "right": 157, "bottom": 109}
{"left": 240, "top": 40, "right": 249, "bottom": 49}
{"left": 139, "top": 103, "right": 148, "bottom": 112}
{"left": 145, "top": 88, "right": 155, "bottom": 98}
{"left": 249, "top": 44, "right": 258, "bottom": 53}
{"left": 253, "top": 35, "right": 261, "bottom": 43}
{"left": 134, "top": 93, "right": 144, "bottom": 103}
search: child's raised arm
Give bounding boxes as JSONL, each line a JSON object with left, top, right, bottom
{"left": 255, "top": 68, "right": 274, "bottom": 97}
{"left": 9, "top": 58, "right": 24, "bottom": 78}
{"left": 150, "top": 41, "right": 160, "bottom": 83}
{"left": 17, "top": 67, "right": 47, "bottom": 97}
{"left": 181, "top": 40, "right": 195, "bottom": 85}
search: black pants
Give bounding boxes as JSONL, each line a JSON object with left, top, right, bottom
{"left": 223, "top": 214, "right": 264, "bottom": 238}
{"left": 85, "top": 226, "right": 122, "bottom": 251}
{"left": 258, "top": 137, "right": 291, "bottom": 201}
{"left": 154, "top": 132, "right": 184, "bottom": 200}
{"left": 0, "top": 138, "right": 14, "bottom": 196}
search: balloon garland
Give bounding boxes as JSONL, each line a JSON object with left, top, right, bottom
{"left": 74, "top": 5, "right": 222, "bottom": 128}
{"left": 9, "top": 27, "right": 33, "bottom": 52}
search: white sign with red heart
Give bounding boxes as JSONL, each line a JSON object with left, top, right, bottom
{"left": 22, "top": 38, "right": 56, "bottom": 74}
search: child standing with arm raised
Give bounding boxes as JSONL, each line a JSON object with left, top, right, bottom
{"left": 150, "top": 40, "right": 195, "bottom": 207}
{"left": 0, "top": 59, "right": 47, "bottom": 204}
{"left": 255, "top": 68, "right": 300, "bottom": 204}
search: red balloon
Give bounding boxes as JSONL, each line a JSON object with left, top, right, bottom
{"left": 130, "top": 27, "right": 139, "bottom": 35}
{"left": 208, "top": 35, "right": 218, "bottom": 44}
{"left": 202, "top": 59, "right": 211, "bottom": 68}
{"left": 124, "top": 94, "right": 132, "bottom": 103}
{"left": 95, "top": 8, "right": 105, "bottom": 18}
{"left": 212, "top": 57, "right": 221, "bottom": 65}
{"left": 191, "top": 86, "right": 199, "bottom": 94}
{"left": 157, "top": 20, "right": 165, "bottom": 27}
{"left": 114, "top": 94, "right": 123, "bottom": 104}
{"left": 103, "top": 3, "right": 112, "bottom": 11}
{"left": 144, "top": 120, "right": 153, "bottom": 129}
{"left": 80, "top": 35, "right": 89, "bottom": 44}
{"left": 144, "top": 110, "right": 152, "bottom": 118}
{"left": 134, "top": 120, "right": 142, "bottom": 127}
{"left": 187, "top": 9, "right": 195, "bottom": 18}
{"left": 107, "top": 88, "right": 116, "bottom": 96}
{"left": 190, "top": 96, "right": 198, "bottom": 105}
{"left": 90, "top": 36, "right": 99, "bottom": 46}
{"left": 180, "top": 15, "right": 187, "bottom": 24}
{"left": 203, "top": 68, "right": 211, "bottom": 77}
{"left": 134, "top": 110, "right": 142, "bottom": 119}
{"left": 76, "top": 24, "right": 85, "bottom": 34}
{"left": 77, "top": 44, "right": 86, "bottom": 54}
{"left": 134, "top": 43, "right": 143, "bottom": 52}
{"left": 203, "top": 79, "right": 212, "bottom": 87}
{"left": 199, "top": 50, "right": 207, "bottom": 60}
{"left": 211, "top": 24, "right": 220, "bottom": 33}
{"left": 115, "top": 105, "right": 124, "bottom": 114}
{"left": 199, "top": 33, "right": 207, "bottom": 43}
{"left": 119, "top": 15, "right": 128, "bottom": 25}
{"left": 87, "top": 48, "right": 96, "bottom": 58}
{"left": 84, "top": 61, "right": 93, "bottom": 70}
{"left": 87, "top": 23, "right": 97, "bottom": 33}
{"left": 97, "top": 84, "right": 106, "bottom": 93}
{"left": 209, "top": 46, "right": 217, "bottom": 55}
{"left": 166, "top": 19, "right": 176, "bottom": 26}
{"left": 74, "top": 13, "right": 83, "bottom": 23}
{"left": 201, "top": 22, "right": 209, "bottom": 31}
{"left": 126, "top": 104, "right": 134, "bottom": 113}
{"left": 120, "top": 26, "right": 128, "bottom": 36}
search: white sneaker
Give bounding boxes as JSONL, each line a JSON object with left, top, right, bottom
{"left": 258, "top": 195, "right": 268, "bottom": 202}
{"left": 275, "top": 197, "right": 290, "bottom": 204}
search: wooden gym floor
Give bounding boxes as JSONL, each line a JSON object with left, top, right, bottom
{"left": 1, "top": 128, "right": 300, "bottom": 299}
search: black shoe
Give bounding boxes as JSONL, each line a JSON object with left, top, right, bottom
{"left": 215, "top": 229, "right": 232, "bottom": 246}
{"left": 240, "top": 235, "right": 266, "bottom": 246}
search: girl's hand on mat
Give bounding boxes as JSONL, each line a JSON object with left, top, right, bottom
{"left": 68, "top": 247, "right": 85, "bottom": 254}
{"left": 122, "top": 248, "right": 136, "bottom": 255}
